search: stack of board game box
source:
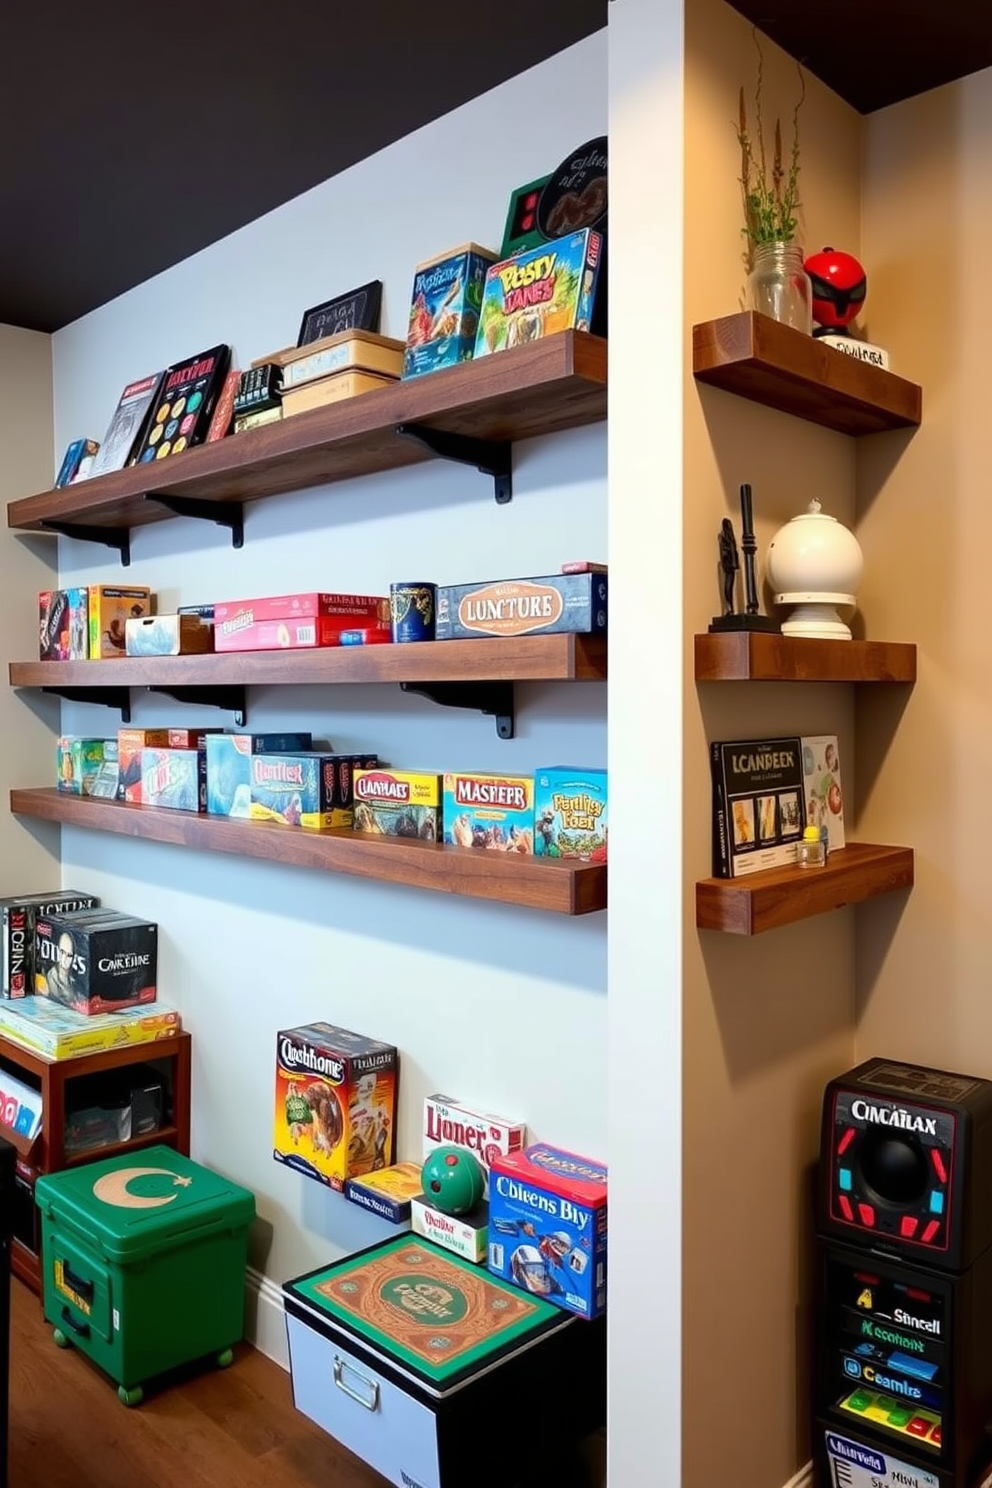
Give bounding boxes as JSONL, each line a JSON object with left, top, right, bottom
{"left": 251, "top": 331, "right": 405, "bottom": 420}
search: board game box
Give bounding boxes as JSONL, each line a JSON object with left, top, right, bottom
{"left": 55, "top": 437, "right": 100, "bottom": 488}
{"left": 274, "top": 1022, "right": 398, "bottom": 1192}
{"left": 534, "top": 767, "right": 608, "bottom": 862}
{"left": 474, "top": 229, "right": 602, "bottom": 358}
{"left": 88, "top": 585, "right": 153, "bottom": 659}
{"left": 442, "top": 773, "right": 534, "bottom": 853}
{"left": 88, "top": 371, "right": 165, "bottom": 477}
{"left": 345, "top": 1161, "right": 423, "bottom": 1224}
{"left": 488, "top": 1144, "right": 608, "bottom": 1320}
{"left": 140, "top": 747, "right": 207, "bottom": 812}
{"left": 204, "top": 731, "right": 315, "bottom": 818}
{"left": 124, "top": 614, "right": 213, "bottom": 657}
{"left": 39, "top": 588, "right": 88, "bottom": 660}
{"left": 1, "top": 890, "right": 100, "bottom": 1000}
{"left": 710, "top": 736, "right": 807, "bottom": 878}
{"left": 286, "top": 1234, "right": 563, "bottom": 1385}
{"left": 0, "top": 997, "right": 180, "bottom": 1060}
{"left": 249, "top": 752, "right": 350, "bottom": 829}
{"left": 402, "top": 243, "right": 496, "bottom": 380}
{"left": 56, "top": 737, "right": 117, "bottom": 797}
{"left": 132, "top": 344, "right": 231, "bottom": 464}
{"left": 435, "top": 572, "right": 607, "bottom": 641}
{"left": 353, "top": 769, "right": 442, "bottom": 840}
{"left": 802, "top": 734, "right": 846, "bottom": 855}
{"left": 423, "top": 1093, "right": 526, "bottom": 1197}
{"left": 281, "top": 331, "right": 404, "bottom": 390}
{"left": 411, "top": 1195, "right": 489, "bottom": 1262}
{"left": 34, "top": 911, "right": 158, "bottom": 1015}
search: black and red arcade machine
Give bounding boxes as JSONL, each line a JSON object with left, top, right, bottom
{"left": 815, "top": 1058, "right": 992, "bottom": 1488}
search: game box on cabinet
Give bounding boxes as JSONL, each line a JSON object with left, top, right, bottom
{"left": 35, "top": 1145, "right": 255, "bottom": 1402}
{"left": 283, "top": 1234, "right": 606, "bottom": 1488}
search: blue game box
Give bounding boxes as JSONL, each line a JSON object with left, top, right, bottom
{"left": 205, "top": 732, "right": 313, "bottom": 818}
{"left": 488, "top": 1143, "right": 607, "bottom": 1320}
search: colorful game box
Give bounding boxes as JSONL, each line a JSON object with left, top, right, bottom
{"left": 411, "top": 1194, "right": 489, "bottom": 1263}
{"left": 423, "top": 1093, "right": 527, "bottom": 1197}
{"left": 132, "top": 343, "right": 231, "bottom": 463}
{"left": 56, "top": 737, "right": 117, "bottom": 796}
{"left": 436, "top": 572, "right": 607, "bottom": 641}
{"left": 402, "top": 243, "right": 496, "bottom": 380}
{"left": 474, "top": 229, "right": 602, "bottom": 358}
{"left": 140, "top": 747, "right": 207, "bottom": 812}
{"left": 118, "top": 727, "right": 221, "bottom": 803}
{"left": 534, "top": 766, "right": 608, "bottom": 862}
{"left": 39, "top": 588, "right": 88, "bottom": 660}
{"left": 249, "top": 752, "right": 352, "bottom": 829}
{"left": 204, "top": 732, "right": 314, "bottom": 818}
{"left": 34, "top": 911, "right": 158, "bottom": 1016}
{"left": 488, "top": 1144, "right": 608, "bottom": 1320}
{"left": 1, "top": 890, "right": 100, "bottom": 1000}
{"left": 88, "top": 585, "right": 153, "bottom": 659}
{"left": 345, "top": 1161, "right": 423, "bottom": 1224}
{"left": 442, "top": 772, "right": 534, "bottom": 853}
{"left": 213, "top": 591, "right": 390, "bottom": 652}
{"left": 124, "top": 614, "right": 213, "bottom": 657}
{"left": 274, "top": 1022, "right": 398, "bottom": 1193}
{"left": 353, "top": 769, "right": 442, "bottom": 839}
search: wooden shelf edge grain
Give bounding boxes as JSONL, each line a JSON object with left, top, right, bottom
{"left": 695, "top": 843, "right": 914, "bottom": 935}
{"left": 9, "top": 633, "right": 608, "bottom": 689}
{"left": 7, "top": 331, "right": 607, "bottom": 534}
{"left": 691, "top": 313, "right": 922, "bottom": 435}
{"left": 10, "top": 789, "right": 607, "bottom": 916}
{"left": 693, "top": 633, "right": 916, "bottom": 683}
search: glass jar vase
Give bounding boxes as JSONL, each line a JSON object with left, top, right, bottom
{"left": 746, "top": 241, "right": 813, "bottom": 334}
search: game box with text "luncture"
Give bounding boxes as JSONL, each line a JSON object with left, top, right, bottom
{"left": 274, "top": 1023, "right": 398, "bottom": 1192}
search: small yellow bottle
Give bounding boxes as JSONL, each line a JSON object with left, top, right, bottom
{"left": 797, "top": 824, "right": 826, "bottom": 868}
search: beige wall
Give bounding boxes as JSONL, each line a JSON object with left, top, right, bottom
{"left": 856, "top": 78, "right": 992, "bottom": 1057}
{"left": 0, "top": 326, "right": 60, "bottom": 890}
{"left": 683, "top": 3, "right": 864, "bottom": 1484}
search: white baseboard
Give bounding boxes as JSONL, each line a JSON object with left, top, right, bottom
{"left": 245, "top": 1266, "right": 289, "bottom": 1370}
{"left": 784, "top": 1464, "right": 813, "bottom": 1488}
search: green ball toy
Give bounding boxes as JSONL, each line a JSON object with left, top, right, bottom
{"left": 421, "top": 1145, "right": 486, "bottom": 1216}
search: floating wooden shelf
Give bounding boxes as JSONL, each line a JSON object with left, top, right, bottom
{"left": 10, "top": 789, "right": 607, "bottom": 916}
{"left": 694, "top": 633, "right": 916, "bottom": 684}
{"left": 692, "top": 313, "right": 922, "bottom": 435}
{"left": 7, "top": 331, "right": 607, "bottom": 538}
{"left": 9, "top": 633, "right": 608, "bottom": 689}
{"left": 695, "top": 843, "right": 914, "bottom": 935}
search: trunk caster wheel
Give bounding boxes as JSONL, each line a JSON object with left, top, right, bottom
{"left": 216, "top": 1348, "right": 234, "bottom": 1368}
{"left": 118, "top": 1385, "right": 144, "bottom": 1407}
{"left": 52, "top": 1328, "right": 70, "bottom": 1349}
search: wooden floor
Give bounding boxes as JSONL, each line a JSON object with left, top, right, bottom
{"left": 7, "top": 1276, "right": 387, "bottom": 1488}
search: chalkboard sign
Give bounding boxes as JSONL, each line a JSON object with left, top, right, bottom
{"left": 297, "top": 280, "right": 383, "bottom": 346}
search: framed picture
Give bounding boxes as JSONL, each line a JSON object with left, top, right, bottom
{"left": 297, "top": 280, "right": 383, "bottom": 346}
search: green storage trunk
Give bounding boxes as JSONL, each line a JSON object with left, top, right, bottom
{"left": 35, "top": 1144, "right": 255, "bottom": 1405}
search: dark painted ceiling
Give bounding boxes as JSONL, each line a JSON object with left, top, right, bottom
{"left": 727, "top": 1, "right": 992, "bottom": 115}
{"left": 2, "top": 1, "right": 607, "bottom": 333}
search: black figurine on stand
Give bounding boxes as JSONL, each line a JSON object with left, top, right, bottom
{"left": 708, "top": 483, "right": 780, "bottom": 633}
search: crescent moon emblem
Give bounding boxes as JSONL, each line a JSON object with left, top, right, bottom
{"left": 92, "top": 1166, "right": 184, "bottom": 1209}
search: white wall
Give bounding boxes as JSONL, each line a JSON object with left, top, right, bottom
{"left": 0, "top": 325, "right": 61, "bottom": 893}
{"left": 608, "top": 2, "right": 684, "bottom": 1486}
{"left": 48, "top": 35, "right": 610, "bottom": 1355}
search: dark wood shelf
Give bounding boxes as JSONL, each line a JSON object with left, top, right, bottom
{"left": 63, "top": 1123, "right": 180, "bottom": 1169}
{"left": 10, "top": 789, "right": 606, "bottom": 916}
{"left": 695, "top": 843, "right": 914, "bottom": 935}
{"left": 9, "top": 633, "right": 608, "bottom": 690}
{"left": 694, "top": 633, "right": 916, "bottom": 683}
{"left": 7, "top": 331, "right": 607, "bottom": 537}
{"left": 692, "top": 313, "right": 922, "bottom": 435}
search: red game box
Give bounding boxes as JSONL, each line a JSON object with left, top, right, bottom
{"left": 214, "top": 592, "right": 390, "bottom": 652}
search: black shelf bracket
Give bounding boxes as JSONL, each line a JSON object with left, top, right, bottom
{"left": 146, "top": 685, "right": 247, "bottom": 727}
{"left": 41, "top": 686, "right": 132, "bottom": 722}
{"left": 143, "top": 493, "right": 244, "bottom": 548}
{"left": 395, "top": 423, "right": 513, "bottom": 504}
{"left": 400, "top": 681, "right": 514, "bottom": 740}
{"left": 39, "top": 521, "right": 131, "bottom": 566}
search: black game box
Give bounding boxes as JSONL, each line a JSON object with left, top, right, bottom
{"left": 1, "top": 890, "right": 100, "bottom": 1000}
{"left": 34, "top": 911, "right": 158, "bottom": 1016}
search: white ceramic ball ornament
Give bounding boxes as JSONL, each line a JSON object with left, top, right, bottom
{"left": 766, "top": 499, "right": 864, "bottom": 640}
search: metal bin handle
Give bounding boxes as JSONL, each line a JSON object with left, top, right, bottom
{"left": 332, "top": 1355, "right": 380, "bottom": 1412}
